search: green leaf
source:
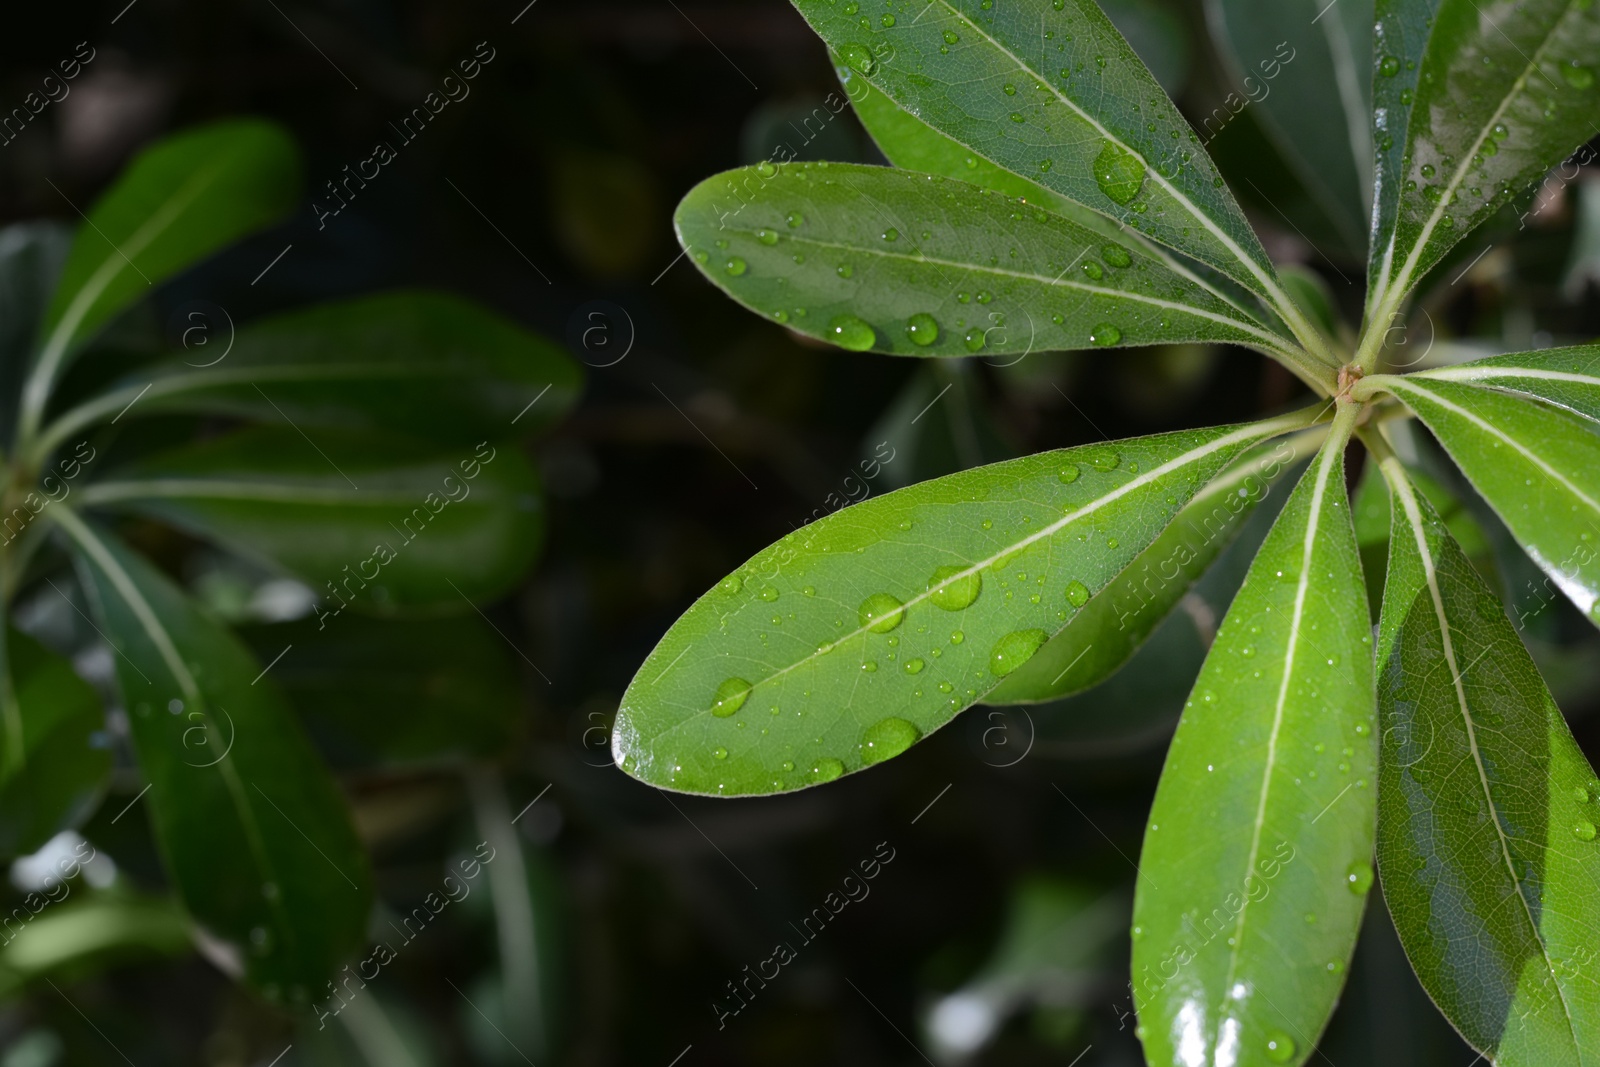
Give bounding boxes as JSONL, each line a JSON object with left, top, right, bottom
{"left": 1368, "top": 0, "right": 1445, "bottom": 295}
{"left": 1416, "top": 345, "right": 1600, "bottom": 423}
{"left": 34, "top": 291, "right": 582, "bottom": 459}
{"left": 867, "top": 362, "right": 1015, "bottom": 491}
{"left": 1372, "top": 451, "right": 1600, "bottom": 1065}
{"left": 1369, "top": 0, "right": 1600, "bottom": 317}
{"left": 0, "top": 223, "right": 73, "bottom": 445}
{"left": 55, "top": 510, "right": 370, "bottom": 999}
{"left": 1371, "top": 374, "right": 1600, "bottom": 627}
{"left": 1205, "top": 0, "right": 1373, "bottom": 251}
{"left": 988, "top": 428, "right": 1319, "bottom": 703}
{"left": 22, "top": 120, "right": 300, "bottom": 441}
{"left": 0, "top": 628, "right": 111, "bottom": 861}
{"left": 677, "top": 163, "right": 1311, "bottom": 373}
{"left": 0, "top": 893, "right": 191, "bottom": 998}
{"left": 238, "top": 614, "right": 522, "bottom": 770}
{"left": 788, "top": 0, "right": 1293, "bottom": 315}
{"left": 1132, "top": 419, "right": 1376, "bottom": 1067}
{"left": 77, "top": 428, "right": 542, "bottom": 610}
{"left": 612, "top": 408, "right": 1319, "bottom": 796}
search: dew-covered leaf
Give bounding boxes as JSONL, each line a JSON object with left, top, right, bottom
{"left": 676, "top": 162, "right": 1305, "bottom": 368}
{"left": 788, "top": 0, "right": 1292, "bottom": 312}
{"left": 613, "top": 409, "right": 1319, "bottom": 796}
{"left": 77, "top": 428, "right": 542, "bottom": 611}
{"left": 1206, "top": 0, "right": 1374, "bottom": 252}
{"left": 1375, "top": 374, "right": 1600, "bottom": 627}
{"left": 1373, "top": 453, "right": 1600, "bottom": 1065}
{"left": 988, "top": 428, "right": 1319, "bottom": 703}
{"left": 56, "top": 511, "right": 370, "bottom": 999}
{"left": 1417, "top": 344, "right": 1600, "bottom": 424}
{"left": 1370, "top": 0, "right": 1600, "bottom": 315}
{"left": 1132, "top": 421, "right": 1376, "bottom": 1067}
{"left": 1368, "top": 0, "right": 1446, "bottom": 297}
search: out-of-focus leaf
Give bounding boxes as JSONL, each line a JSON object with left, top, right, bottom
{"left": 299, "top": 992, "right": 440, "bottom": 1067}
{"left": 0, "top": 223, "right": 72, "bottom": 444}
{"left": 1563, "top": 180, "right": 1600, "bottom": 299}
{"left": 35, "top": 291, "right": 582, "bottom": 458}
{"left": 0, "top": 629, "right": 110, "bottom": 861}
{"left": 990, "top": 428, "right": 1319, "bottom": 704}
{"left": 0, "top": 893, "right": 190, "bottom": 998}
{"left": 922, "top": 878, "right": 1128, "bottom": 1061}
{"left": 1369, "top": 1, "right": 1600, "bottom": 318}
{"left": 1133, "top": 422, "right": 1376, "bottom": 1067}
{"left": 238, "top": 615, "right": 522, "bottom": 770}
{"left": 786, "top": 0, "right": 1296, "bottom": 317}
{"left": 23, "top": 120, "right": 300, "bottom": 438}
{"left": 1372, "top": 374, "right": 1600, "bottom": 627}
{"left": 676, "top": 163, "right": 1308, "bottom": 370}
{"left": 1373, "top": 451, "right": 1600, "bottom": 1065}
{"left": 613, "top": 409, "right": 1319, "bottom": 797}
{"left": 1100, "top": 0, "right": 1191, "bottom": 96}
{"left": 55, "top": 511, "right": 370, "bottom": 1001}
{"left": 77, "top": 428, "right": 543, "bottom": 610}
{"left": 868, "top": 362, "right": 1014, "bottom": 492}
{"left": 1415, "top": 345, "right": 1600, "bottom": 423}
{"left": 1206, "top": 0, "right": 1373, "bottom": 251}
{"left": 550, "top": 149, "right": 658, "bottom": 278}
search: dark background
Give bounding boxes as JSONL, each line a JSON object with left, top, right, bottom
{"left": 2, "top": 1, "right": 1597, "bottom": 1064}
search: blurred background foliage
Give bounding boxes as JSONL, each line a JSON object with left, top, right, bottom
{"left": 0, "top": 1, "right": 1597, "bottom": 1065}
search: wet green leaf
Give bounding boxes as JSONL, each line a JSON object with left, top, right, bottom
{"left": 1206, "top": 0, "right": 1373, "bottom": 251}
{"left": 0, "top": 628, "right": 110, "bottom": 860}
{"left": 23, "top": 120, "right": 299, "bottom": 439}
{"left": 676, "top": 162, "right": 1305, "bottom": 367}
{"left": 614, "top": 409, "right": 1319, "bottom": 796}
{"left": 989, "top": 428, "right": 1320, "bottom": 703}
{"left": 1416, "top": 345, "right": 1600, "bottom": 424}
{"left": 1133, "top": 423, "right": 1376, "bottom": 1067}
{"left": 1373, "top": 375, "right": 1600, "bottom": 627}
{"left": 1367, "top": 0, "right": 1445, "bottom": 295}
{"left": 1373, "top": 453, "right": 1600, "bottom": 1065}
{"left": 77, "top": 428, "right": 542, "bottom": 610}
{"left": 56, "top": 511, "right": 371, "bottom": 1000}
{"left": 35, "top": 291, "right": 582, "bottom": 458}
{"left": 1370, "top": 0, "right": 1600, "bottom": 315}
{"left": 788, "top": 0, "right": 1292, "bottom": 313}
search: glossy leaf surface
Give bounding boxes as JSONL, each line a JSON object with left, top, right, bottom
{"left": 789, "top": 0, "right": 1283, "bottom": 303}
{"left": 25, "top": 120, "right": 299, "bottom": 430}
{"left": 1374, "top": 456, "right": 1600, "bottom": 1064}
{"left": 1371, "top": 0, "right": 1600, "bottom": 311}
{"left": 989, "top": 429, "right": 1317, "bottom": 703}
{"left": 78, "top": 429, "right": 542, "bottom": 610}
{"left": 1206, "top": 0, "right": 1373, "bottom": 250}
{"left": 38, "top": 291, "right": 582, "bottom": 457}
{"left": 677, "top": 163, "right": 1300, "bottom": 364}
{"left": 0, "top": 628, "right": 110, "bottom": 860}
{"left": 239, "top": 614, "right": 522, "bottom": 769}
{"left": 614, "top": 411, "right": 1317, "bottom": 796}
{"left": 1418, "top": 345, "right": 1600, "bottom": 423}
{"left": 58, "top": 511, "right": 370, "bottom": 999}
{"left": 1368, "top": 0, "right": 1446, "bottom": 293}
{"left": 1378, "top": 375, "right": 1600, "bottom": 625}
{"left": 1133, "top": 425, "right": 1376, "bottom": 1067}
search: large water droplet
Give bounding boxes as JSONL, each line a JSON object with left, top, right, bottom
{"left": 1058, "top": 464, "right": 1080, "bottom": 483}
{"left": 1574, "top": 819, "right": 1598, "bottom": 841}
{"left": 1564, "top": 62, "right": 1595, "bottom": 89}
{"left": 811, "top": 757, "right": 845, "bottom": 782}
{"left": 712, "top": 678, "right": 752, "bottom": 717}
{"left": 756, "top": 229, "right": 779, "bottom": 246}
{"left": 725, "top": 257, "right": 748, "bottom": 276}
{"left": 861, "top": 718, "right": 920, "bottom": 765}
{"left": 1101, "top": 243, "right": 1132, "bottom": 268}
{"left": 1081, "top": 261, "right": 1104, "bottom": 281}
{"left": 1065, "top": 580, "right": 1090, "bottom": 607}
{"left": 1346, "top": 861, "right": 1374, "bottom": 895}
{"left": 1264, "top": 1032, "right": 1296, "bottom": 1063}
{"left": 990, "top": 629, "right": 1048, "bottom": 676}
{"left": 719, "top": 574, "right": 743, "bottom": 595}
{"left": 906, "top": 313, "right": 940, "bottom": 346}
{"left": 903, "top": 658, "right": 925, "bottom": 674}
{"left": 1378, "top": 55, "right": 1400, "bottom": 77}
{"left": 928, "top": 565, "right": 982, "bottom": 611}
{"left": 963, "top": 328, "right": 987, "bottom": 352}
{"left": 1090, "top": 323, "right": 1123, "bottom": 346}
{"left": 1092, "top": 140, "right": 1147, "bottom": 205}
{"left": 860, "top": 593, "right": 906, "bottom": 632}
{"left": 841, "top": 43, "right": 877, "bottom": 76}
{"left": 828, "top": 314, "right": 876, "bottom": 351}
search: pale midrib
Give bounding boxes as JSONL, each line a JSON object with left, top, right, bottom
{"left": 1381, "top": 6, "right": 1574, "bottom": 311}
{"left": 80, "top": 480, "right": 426, "bottom": 507}
{"left": 1218, "top": 425, "right": 1341, "bottom": 1020}
{"left": 49, "top": 505, "right": 302, "bottom": 968}
{"left": 1383, "top": 459, "right": 1582, "bottom": 1051}
{"left": 1421, "top": 366, "right": 1600, "bottom": 391}
{"left": 1389, "top": 379, "right": 1600, "bottom": 513}
{"left": 933, "top": 0, "right": 1280, "bottom": 300}
{"left": 646, "top": 409, "right": 1316, "bottom": 738}
{"left": 771, "top": 231, "right": 1295, "bottom": 353}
